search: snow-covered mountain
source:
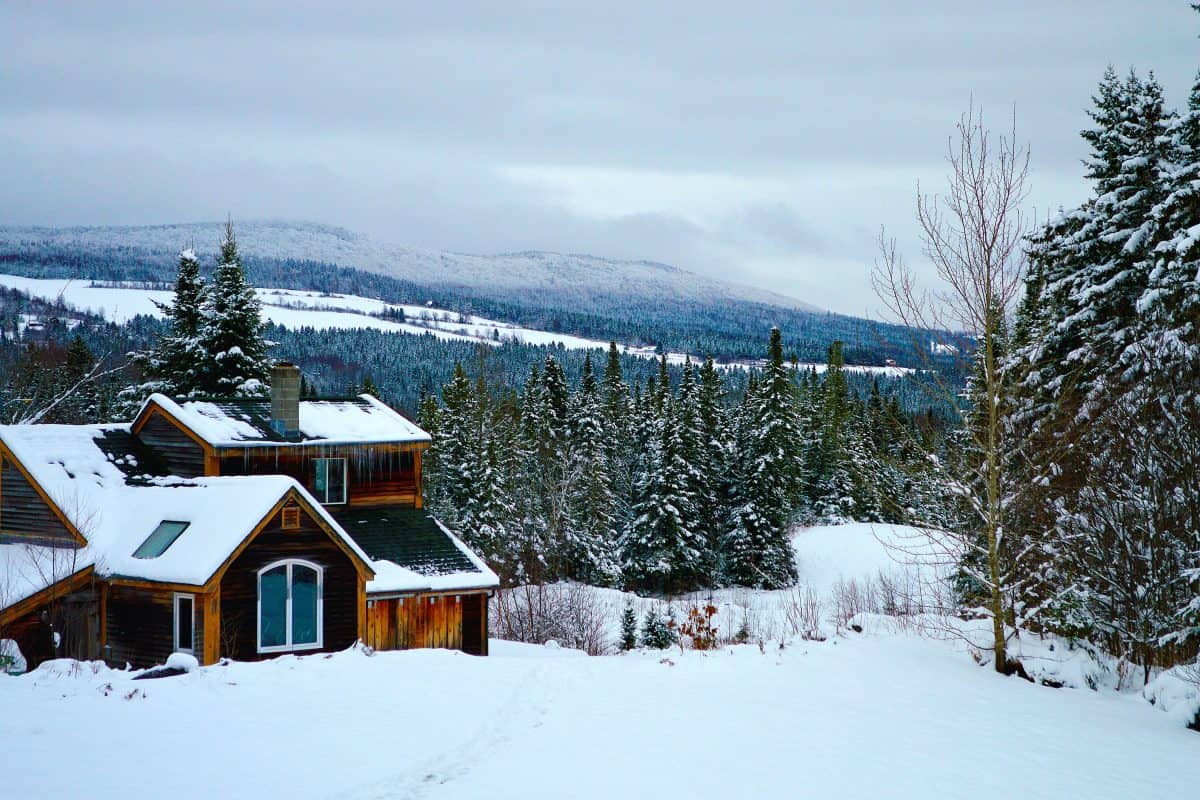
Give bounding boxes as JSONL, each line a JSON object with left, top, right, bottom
{"left": 0, "top": 220, "right": 823, "bottom": 313}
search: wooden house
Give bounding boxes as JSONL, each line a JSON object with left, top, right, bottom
{"left": 0, "top": 363, "right": 497, "bottom": 670}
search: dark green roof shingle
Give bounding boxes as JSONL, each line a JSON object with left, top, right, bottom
{"left": 331, "top": 506, "right": 479, "bottom": 577}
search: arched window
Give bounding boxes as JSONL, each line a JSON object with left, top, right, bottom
{"left": 257, "top": 559, "right": 323, "bottom": 653}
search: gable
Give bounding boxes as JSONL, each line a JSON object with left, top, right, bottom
{"left": 204, "top": 489, "right": 373, "bottom": 591}
{"left": 0, "top": 447, "right": 82, "bottom": 546}
{"left": 131, "top": 406, "right": 213, "bottom": 477}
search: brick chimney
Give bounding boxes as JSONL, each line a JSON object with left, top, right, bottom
{"left": 271, "top": 362, "right": 301, "bottom": 436}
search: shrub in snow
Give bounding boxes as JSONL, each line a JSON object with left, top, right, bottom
{"left": 0, "top": 639, "right": 26, "bottom": 675}
{"left": 781, "top": 586, "right": 824, "bottom": 642}
{"left": 677, "top": 603, "right": 720, "bottom": 651}
{"left": 490, "top": 583, "right": 613, "bottom": 656}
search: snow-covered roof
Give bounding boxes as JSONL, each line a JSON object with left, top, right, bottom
{"left": 0, "top": 424, "right": 374, "bottom": 609}
{"left": 139, "top": 393, "right": 431, "bottom": 447}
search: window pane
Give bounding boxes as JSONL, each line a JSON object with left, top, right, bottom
{"left": 313, "top": 460, "right": 327, "bottom": 500}
{"left": 327, "top": 459, "right": 346, "bottom": 503}
{"left": 291, "top": 565, "right": 319, "bottom": 645}
{"left": 260, "top": 565, "right": 288, "bottom": 648}
{"left": 133, "top": 521, "right": 190, "bottom": 559}
{"left": 176, "top": 597, "right": 194, "bottom": 651}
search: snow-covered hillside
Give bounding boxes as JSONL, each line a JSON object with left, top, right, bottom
{"left": 0, "top": 220, "right": 823, "bottom": 312}
{"left": 0, "top": 274, "right": 913, "bottom": 376}
{"left": 1, "top": 524, "right": 1196, "bottom": 800}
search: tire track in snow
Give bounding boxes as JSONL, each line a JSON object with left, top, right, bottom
{"left": 330, "top": 661, "right": 557, "bottom": 800}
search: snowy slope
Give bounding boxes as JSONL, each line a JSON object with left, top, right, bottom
{"left": 1, "top": 523, "right": 1196, "bottom": 799}
{"left": 0, "top": 220, "right": 824, "bottom": 312}
{"left": 0, "top": 274, "right": 913, "bottom": 375}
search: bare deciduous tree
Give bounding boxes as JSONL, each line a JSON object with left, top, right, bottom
{"left": 872, "top": 104, "right": 1030, "bottom": 673}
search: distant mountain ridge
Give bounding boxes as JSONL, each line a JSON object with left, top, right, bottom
{"left": 0, "top": 220, "right": 823, "bottom": 313}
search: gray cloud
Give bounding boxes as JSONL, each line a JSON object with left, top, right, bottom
{"left": 0, "top": 1, "right": 1196, "bottom": 314}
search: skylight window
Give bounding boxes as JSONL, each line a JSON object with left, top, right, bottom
{"left": 133, "top": 520, "right": 190, "bottom": 559}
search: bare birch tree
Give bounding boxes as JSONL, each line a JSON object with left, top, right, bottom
{"left": 872, "top": 105, "right": 1030, "bottom": 673}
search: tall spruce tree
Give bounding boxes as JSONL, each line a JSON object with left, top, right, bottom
{"left": 134, "top": 247, "right": 207, "bottom": 397}
{"left": 196, "top": 221, "right": 271, "bottom": 396}
{"left": 623, "top": 398, "right": 707, "bottom": 594}
{"left": 722, "top": 328, "right": 800, "bottom": 589}
{"left": 563, "top": 354, "right": 623, "bottom": 585}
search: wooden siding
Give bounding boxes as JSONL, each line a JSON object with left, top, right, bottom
{"left": 364, "top": 591, "right": 487, "bottom": 654}
{"left": 136, "top": 411, "right": 206, "bottom": 477}
{"left": 462, "top": 593, "right": 487, "bottom": 656}
{"left": 105, "top": 585, "right": 176, "bottom": 668}
{"left": 0, "top": 454, "right": 76, "bottom": 545}
{"left": 218, "top": 505, "right": 359, "bottom": 660}
{"left": 6, "top": 584, "right": 102, "bottom": 669}
{"left": 218, "top": 444, "right": 420, "bottom": 507}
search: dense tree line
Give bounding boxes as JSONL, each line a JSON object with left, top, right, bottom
{"left": 998, "top": 65, "right": 1200, "bottom": 678}
{"left": 420, "top": 330, "right": 945, "bottom": 593}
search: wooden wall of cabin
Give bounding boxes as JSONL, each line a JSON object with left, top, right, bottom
{"left": 364, "top": 591, "right": 488, "bottom": 655}
{"left": 5, "top": 587, "right": 101, "bottom": 669}
{"left": 218, "top": 506, "right": 359, "bottom": 661}
{"left": 136, "top": 411, "right": 206, "bottom": 477}
{"left": 104, "top": 584, "right": 196, "bottom": 668}
{"left": 217, "top": 445, "right": 422, "bottom": 507}
{"left": 0, "top": 453, "right": 76, "bottom": 545}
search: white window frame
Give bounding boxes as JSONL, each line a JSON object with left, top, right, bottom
{"left": 256, "top": 559, "right": 324, "bottom": 654}
{"left": 173, "top": 592, "right": 195, "bottom": 654}
{"left": 312, "top": 457, "right": 348, "bottom": 505}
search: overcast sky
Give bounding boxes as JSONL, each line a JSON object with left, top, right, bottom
{"left": 1, "top": 2, "right": 1196, "bottom": 315}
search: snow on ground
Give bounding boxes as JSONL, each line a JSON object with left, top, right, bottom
{"left": 1, "top": 636, "right": 1196, "bottom": 799}
{"left": 0, "top": 274, "right": 912, "bottom": 375}
{"left": 1, "top": 522, "right": 1196, "bottom": 800}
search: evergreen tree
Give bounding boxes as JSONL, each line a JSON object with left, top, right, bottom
{"left": 622, "top": 400, "right": 707, "bottom": 594}
{"left": 620, "top": 604, "right": 639, "bottom": 651}
{"left": 722, "top": 328, "right": 800, "bottom": 589}
{"left": 133, "top": 247, "right": 207, "bottom": 397}
{"left": 196, "top": 220, "right": 272, "bottom": 396}
{"left": 639, "top": 608, "right": 674, "bottom": 649}
{"left": 562, "top": 353, "right": 622, "bottom": 585}
{"left": 813, "top": 341, "right": 859, "bottom": 521}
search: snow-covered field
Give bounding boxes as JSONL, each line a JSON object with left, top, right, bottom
{"left": 0, "top": 274, "right": 914, "bottom": 375}
{"left": 1, "top": 524, "right": 1195, "bottom": 800}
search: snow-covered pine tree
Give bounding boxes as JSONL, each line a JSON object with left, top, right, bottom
{"left": 620, "top": 604, "right": 639, "bottom": 651}
{"left": 1135, "top": 71, "right": 1200, "bottom": 370}
{"left": 429, "top": 362, "right": 476, "bottom": 534}
{"left": 674, "top": 360, "right": 718, "bottom": 579}
{"left": 196, "top": 221, "right": 271, "bottom": 396}
{"left": 1053, "top": 70, "right": 1173, "bottom": 413}
{"left": 130, "top": 247, "right": 207, "bottom": 398}
{"left": 813, "top": 341, "right": 859, "bottom": 522}
{"left": 562, "top": 353, "right": 622, "bottom": 586}
{"left": 722, "top": 328, "right": 800, "bottom": 589}
{"left": 696, "top": 357, "right": 732, "bottom": 566}
{"left": 601, "top": 342, "right": 637, "bottom": 531}
{"left": 622, "top": 399, "right": 707, "bottom": 594}
{"left": 461, "top": 374, "right": 513, "bottom": 564}
{"left": 639, "top": 607, "right": 674, "bottom": 649}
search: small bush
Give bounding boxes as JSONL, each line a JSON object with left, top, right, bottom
{"left": 678, "top": 603, "right": 720, "bottom": 651}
